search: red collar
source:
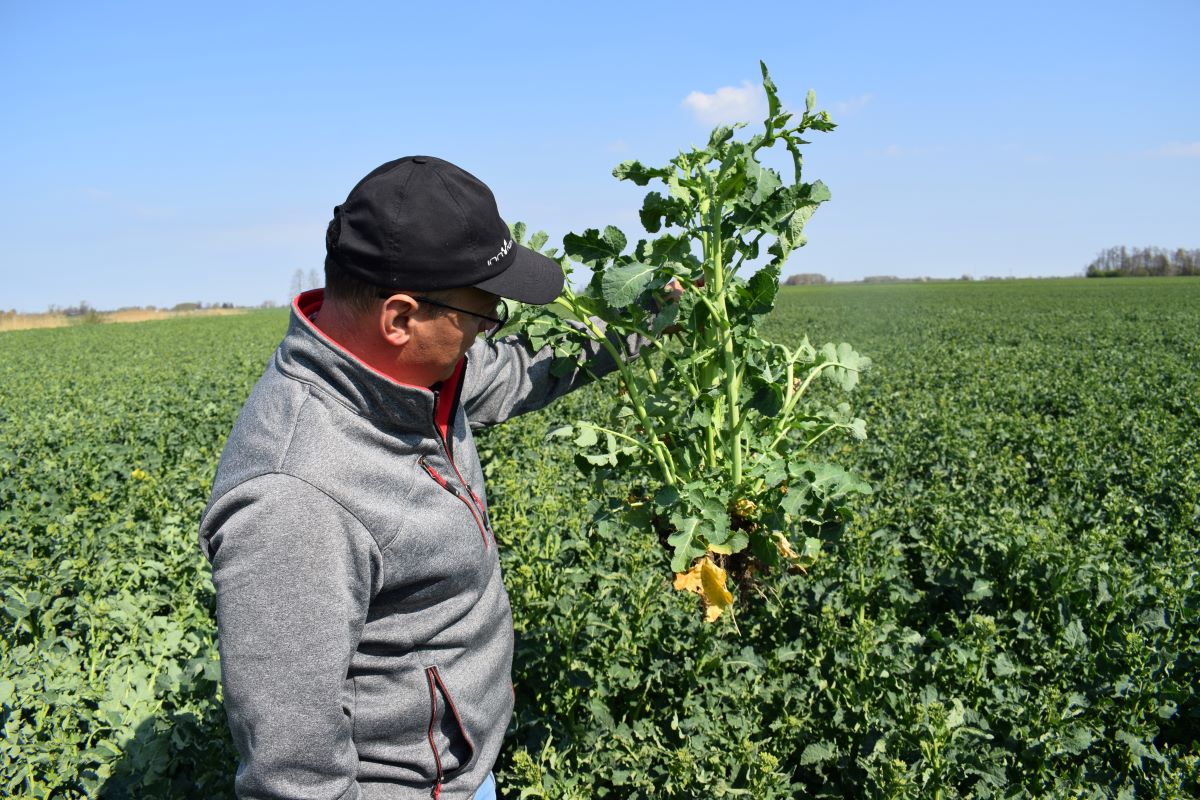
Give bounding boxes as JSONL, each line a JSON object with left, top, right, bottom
{"left": 292, "top": 289, "right": 466, "bottom": 436}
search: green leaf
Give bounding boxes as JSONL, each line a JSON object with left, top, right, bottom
{"left": 726, "top": 530, "right": 749, "bottom": 553}
{"left": 1063, "top": 619, "right": 1087, "bottom": 650}
{"left": 800, "top": 740, "right": 835, "bottom": 765}
{"left": 564, "top": 228, "right": 624, "bottom": 267}
{"left": 993, "top": 653, "right": 1017, "bottom": 677}
{"left": 545, "top": 425, "right": 574, "bottom": 441}
{"left": 651, "top": 302, "right": 679, "bottom": 336}
{"left": 602, "top": 225, "right": 627, "bottom": 255}
{"left": 745, "top": 158, "right": 782, "bottom": 207}
{"left": 509, "top": 220, "right": 527, "bottom": 245}
{"left": 613, "top": 160, "right": 670, "bottom": 186}
{"left": 800, "top": 537, "right": 821, "bottom": 563}
{"left": 668, "top": 173, "right": 693, "bottom": 204}
{"left": 640, "top": 192, "right": 681, "bottom": 234}
{"left": 654, "top": 485, "right": 680, "bottom": 510}
{"left": 781, "top": 204, "right": 817, "bottom": 251}
{"left": 1116, "top": 730, "right": 1155, "bottom": 765}
{"left": 574, "top": 425, "right": 599, "bottom": 448}
{"left": 745, "top": 264, "right": 780, "bottom": 315}
{"left": 818, "top": 342, "right": 870, "bottom": 391}
{"left": 760, "top": 458, "right": 787, "bottom": 488}
{"left": 668, "top": 517, "right": 705, "bottom": 573}
{"left": 600, "top": 262, "right": 655, "bottom": 309}
{"left": 1060, "top": 725, "right": 1093, "bottom": 755}
{"left": 966, "top": 579, "right": 993, "bottom": 601}
{"left": 708, "top": 125, "right": 735, "bottom": 149}
{"left": 760, "top": 61, "right": 781, "bottom": 120}
{"left": 645, "top": 233, "right": 696, "bottom": 267}
{"left": 806, "top": 88, "right": 816, "bottom": 114}
{"left": 780, "top": 482, "right": 813, "bottom": 517}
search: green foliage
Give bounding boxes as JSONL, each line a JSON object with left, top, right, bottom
{"left": 1, "top": 277, "right": 1198, "bottom": 797}
{"left": 487, "top": 278, "right": 1200, "bottom": 798}
{"left": 510, "top": 64, "right": 869, "bottom": 612}
{"left": 0, "top": 312, "right": 286, "bottom": 797}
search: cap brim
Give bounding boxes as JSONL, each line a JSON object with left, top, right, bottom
{"left": 472, "top": 245, "right": 565, "bottom": 305}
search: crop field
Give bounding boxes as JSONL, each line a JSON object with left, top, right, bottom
{"left": 1, "top": 278, "right": 1197, "bottom": 798}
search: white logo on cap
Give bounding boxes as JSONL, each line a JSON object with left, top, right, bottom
{"left": 487, "top": 238, "right": 513, "bottom": 267}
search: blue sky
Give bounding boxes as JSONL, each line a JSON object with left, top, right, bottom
{"left": 1, "top": 0, "right": 1197, "bottom": 312}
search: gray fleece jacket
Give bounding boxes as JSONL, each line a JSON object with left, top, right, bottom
{"left": 199, "top": 289, "right": 635, "bottom": 800}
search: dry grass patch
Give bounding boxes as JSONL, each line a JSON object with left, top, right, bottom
{"left": 0, "top": 307, "right": 246, "bottom": 333}
{"left": 0, "top": 313, "right": 71, "bottom": 332}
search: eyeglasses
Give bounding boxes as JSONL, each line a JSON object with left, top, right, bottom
{"left": 376, "top": 292, "right": 509, "bottom": 340}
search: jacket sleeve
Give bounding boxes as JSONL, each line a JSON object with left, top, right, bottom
{"left": 461, "top": 317, "right": 647, "bottom": 429}
{"left": 200, "top": 472, "right": 382, "bottom": 800}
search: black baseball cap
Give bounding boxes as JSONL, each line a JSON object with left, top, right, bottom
{"left": 325, "top": 156, "right": 564, "bottom": 304}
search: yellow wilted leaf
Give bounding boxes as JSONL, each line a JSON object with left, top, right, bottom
{"left": 673, "top": 564, "right": 703, "bottom": 594}
{"left": 773, "top": 532, "right": 799, "bottom": 560}
{"left": 700, "top": 560, "right": 733, "bottom": 621}
{"left": 673, "top": 559, "right": 734, "bottom": 623}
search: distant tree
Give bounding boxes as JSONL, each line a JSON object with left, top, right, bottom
{"left": 784, "top": 273, "right": 828, "bottom": 286}
{"left": 308, "top": 268, "right": 322, "bottom": 291}
{"left": 862, "top": 275, "right": 900, "bottom": 284}
{"left": 1176, "top": 248, "right": 1199, "bottom": 276}
{"left": 291, "top": 269, "right": 304, "bottom": 298}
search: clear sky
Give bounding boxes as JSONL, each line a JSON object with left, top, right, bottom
{"left": 2, "top": 0, "right": 1197, "bottom": 312}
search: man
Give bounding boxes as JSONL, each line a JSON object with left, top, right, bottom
{"left": 198, "top": 156, "right": 643, "bottom": 799}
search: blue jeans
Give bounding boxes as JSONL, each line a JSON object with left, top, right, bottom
{"left": 473, "top": 772, "right": 496, "bottom": 800}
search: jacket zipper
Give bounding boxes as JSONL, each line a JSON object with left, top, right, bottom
{"left": 425, "top": 665, "right": 476, "bottom": 799}
{"left": 426, "top": 664, "right": 443, "bottom": 799}
{"left": 441, "top": 446, "right": 492, "bottom": 539}
{"left": 431, "top": 382, "right": 493, "bottom": 541}
{"left": 419, "top": 457, "right": 489, "bottom": 547}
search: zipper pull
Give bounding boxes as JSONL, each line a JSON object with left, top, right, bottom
{"left": 419, "top": 457, "right": 457, "bottom": 494}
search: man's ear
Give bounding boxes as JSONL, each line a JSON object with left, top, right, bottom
{"left": 378, "top": 293, "right": 420, "bottom": 346}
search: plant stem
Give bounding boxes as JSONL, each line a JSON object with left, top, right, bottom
{"left": 768, "top": 359, "right": 858, "bottom": 451}
{"left": 705, "top": 177, "right": 742, "bottom": 487}
{"left": 800, "top": 423, "right": 848, "bottom": 453}
{"left": 577, "top": 422, "right": 662, "bottom": 459}
{"left": 563, "top": 298, "right": 678, "bottom": 486}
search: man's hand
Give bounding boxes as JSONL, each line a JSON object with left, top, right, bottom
{"left": 664, "top": 277, "right": 685, "bottom": 303}
{"left": 658, "top": 277, "right": 687, "bottom": 334}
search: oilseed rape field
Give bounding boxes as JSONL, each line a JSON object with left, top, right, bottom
{"left": 1, "top": 278, "right": 1197, "bottom": 798}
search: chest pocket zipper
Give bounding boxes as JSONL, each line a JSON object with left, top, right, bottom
{"left": 419, "top": 457, "right": 490, "bottom": 547}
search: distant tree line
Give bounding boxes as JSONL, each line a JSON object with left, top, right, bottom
{"left": 781, "top": 273, "right": 1004, "bottom": 285}
{"left": 1086, "top": 246, "right": 1200, "bottom": 278}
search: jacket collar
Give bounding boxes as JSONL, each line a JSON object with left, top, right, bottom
{"left": 276, "top": 289, "right": 463, "bottom": 434}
